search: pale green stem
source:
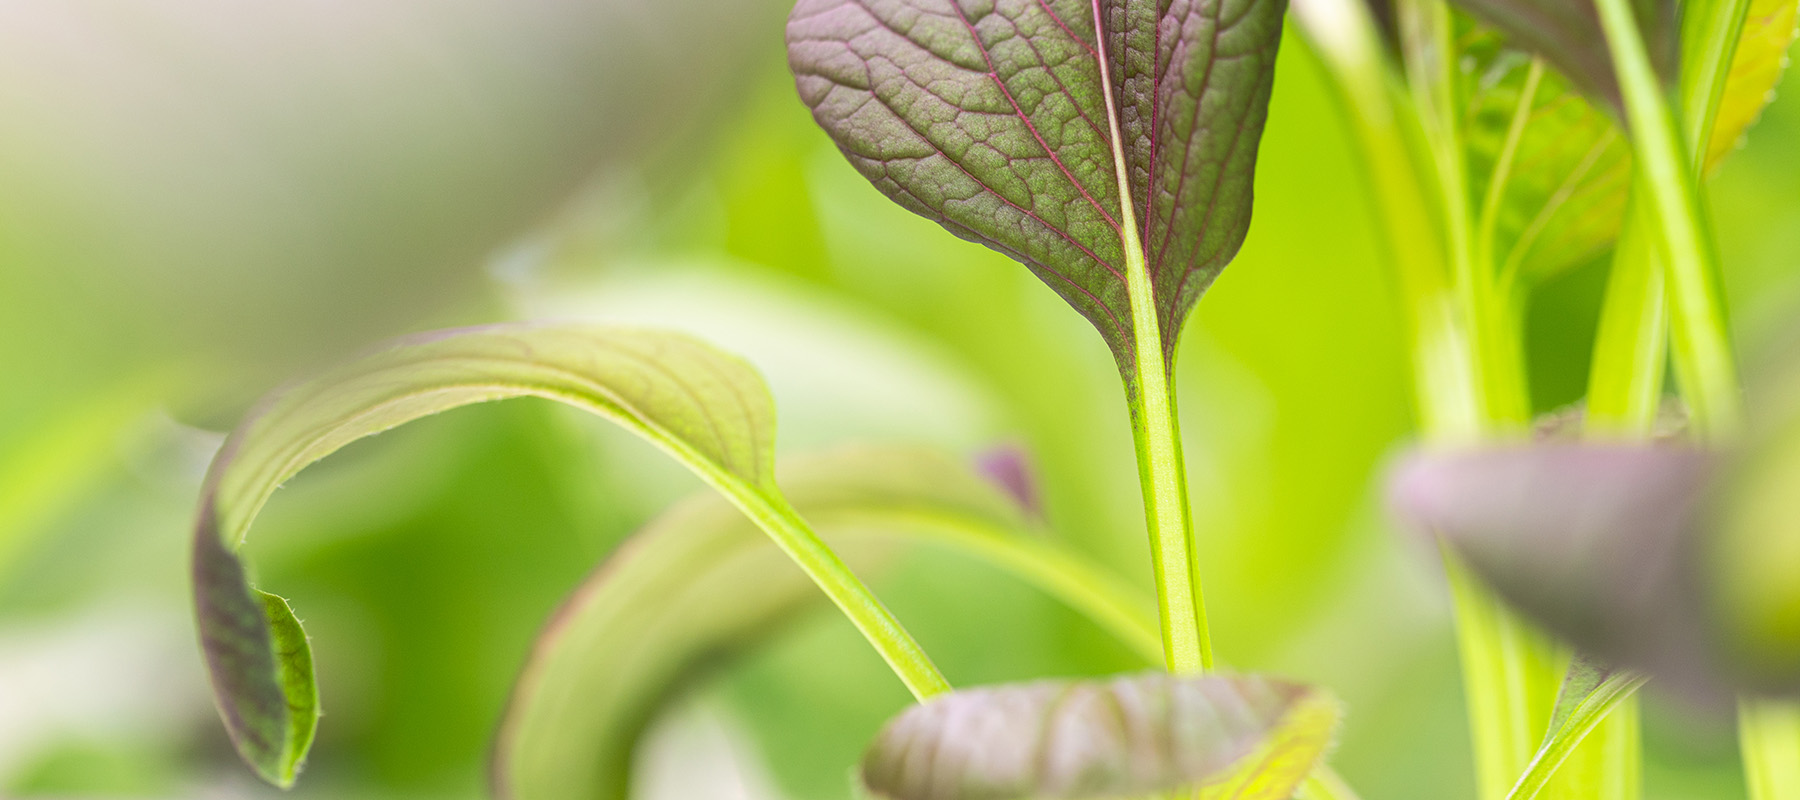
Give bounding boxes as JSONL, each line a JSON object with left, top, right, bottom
{"left": 1392, "top": 4, "right": 1561, "bottom": 798}
{"left": 737, "top": 490, "right": 950, "bottom": 699}
{"left": 1741, "top": 700, "right": 1800, "bottom": 800}
{"left": 838, "top": 508, "right": 1164, "bottom": 663}
{"left": 1297, "top": 2, "right": 1556, "bottom": 795}
{"left": 1587, "top": 196, "right": 1668, "bottom": 435}
{"left": 1093, "top": 1, "right": 1210, "bottom": 674}
{"left": 1594, "top": 0, "right": 1743, "bottom": 442}
{"left": 1592, "top": 3, "right": 1800, "bottom": 798}
{"left": 1505, "top": 673, "right": 1650, "bottom": 800}
{"left": 1681, "top": 0, "right": 1755, "bottom": 158}
{"left": 1294, "top": 0, "right": 1481, "bottom": 441}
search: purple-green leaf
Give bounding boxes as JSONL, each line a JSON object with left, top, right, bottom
{"left": 858, "top": 672, "right": 1339, "bottom": 800}
{"left": 786, "top": 0, "right": 1287, "bottom": 373}
{"left": 1443, "top": 0, "right": 1677, "bottom": 110}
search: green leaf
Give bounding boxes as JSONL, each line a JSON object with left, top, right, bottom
{"left": 1461, "top": 0, "right": 1796, "bottom": 285}
{"left": 1504, "top": 656, "right": 1648, "bottom": 800}
{"left": 1701, "top": 0, "right": 1800, "bottom": 167}
{"left": 191, "top": 323, "right": 942, "bottom": 786}
{"left": 496, "top": 444, "right": 1159, "bottom": 800}
{"left": 1443, "top": 0, "right": 1676, "bottom": 110}
{"left": 858, "top": 672, "right": 1339, "bottom": 800}
{"left": 785, "top": 0, "right": 1287, "bottom": 372}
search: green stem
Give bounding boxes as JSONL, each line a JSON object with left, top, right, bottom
{"left": 1741, "top": 700, "right": 1800, "bottom": 799}
{"left": 839, "top": 508, "right": 1164, "bottom": 664}
{"left": 738, "top": 490, "right": 950, "bottom": 699}
{"left": 1594, "top": 0, "right": 1743, "bottom": 442}
{"left": 1505, "top": 673, "right": 1649, "bottom": 800}
{"left": 1094, "top": 8, "right": 1211, "bottom": 675}
{"left": 1592, "top": 3, "right": 1800, "bottom": 798}
{"left": 1587, "top": 195, "right": 1668, "bottom": 434}
{"left": 1293, "top": 0, "right": 1482, "bottom": 441}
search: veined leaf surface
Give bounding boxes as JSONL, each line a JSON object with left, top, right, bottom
{"left": 496, "top": 444, "right": 1161, "bottom": 800}
{"left": 858, "top": 672, "right": 1339, "bottom": 800}
{"left": 786, "top": 0, "right": 1287, "bottom": 372}
{"left": 191, "top": 324, "right": 864, "bottom": 786}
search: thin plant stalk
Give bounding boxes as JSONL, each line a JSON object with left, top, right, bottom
{"left": 1591, "top": 1, "right": 1800, "bottom": 797}
{"left": 1594, "top": 0, "right": 1742, "bottom": 442}
{"left": 1093, "top": 1, "right": 1211, "bottom": 675}
{"left": 1741, "top": 700, "right": 1800, "bottom": 800}
{"left": 1392, "top": 3, "right": 1565, "bottom": 797}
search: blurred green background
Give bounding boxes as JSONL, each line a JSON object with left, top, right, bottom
{"left": 0, "top": 2, "right": 1793, "bottom": 798}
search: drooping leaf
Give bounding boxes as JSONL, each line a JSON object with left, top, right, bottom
{"left": 496, "top": 444, "right": 1160, "bottom": 800}
{"left": 1443, "top": 0, "right": 1676, "bottom": 110}
{"left": 786, "top": 0, "right": 1288, "bottom": 372}
{"left": 1504, "top": 656, "right": 1648, "bottom": 800}
{"left": 858, "top": 672, "right": 1339, "bottom": 800}
{"left": 1456, "top": 0, "right": 1797, "bottom": 285}
{"left": 192, "top": 324, "right": 798, "bottom": 786}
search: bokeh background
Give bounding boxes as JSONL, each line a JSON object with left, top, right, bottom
{"left": 0, "top": 2, "right": 1794, "bottom": 798}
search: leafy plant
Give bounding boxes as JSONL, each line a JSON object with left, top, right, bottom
{"left": 176, "top": 0, "right": 1800, "bottom": 798}
{"left": 1294, "top": 0, "right": 1798, "bottom": 797}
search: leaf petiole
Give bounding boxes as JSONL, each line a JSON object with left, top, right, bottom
{"left": 1093, "top": 1, "right": 1211, "bottom": 675}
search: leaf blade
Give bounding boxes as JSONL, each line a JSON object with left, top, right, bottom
{"left": 858, "top": 672, "right": 1339, "bottom": 800}
{"left": 190, "top": 323, "right": 936, "bottom": 785}
{"left": 787, "top": 0, "right": 1286, "bottom": 369}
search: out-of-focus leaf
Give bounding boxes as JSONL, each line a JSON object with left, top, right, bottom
{"left": 1462, "top": 1, "right": 1795, "bottom": 284}
{"left": 1504, "top": 656, "right": 1648, "bottom": 800}
{"left": 495, "top": 445, "right": 1093, "bottom": 800}
{"left": 1704, "top": 0, "right": 1800, "bottom": 167}
{"left": 786, "top": 0, "right": 1287, "bottom": 373}
{"left": 1387, "top": 444, "right": 1721, "bottom": 692}
{"left": 858, "top": 673, "right": 1339, "bottom": 800}
{"left": 193, "top": 324, "right": 786, "bottom": 786}
{"left": 1443, "top": 0, "right": 1675, "bottom": 110}
{"left": 1715, "top": 404, "right": 1800, "bottom": 691}
{"left": 0, "top": 384, "right": 157, "bottom": 577}
{"left": 0, "top": 0, "right": 780, "bottom": 387}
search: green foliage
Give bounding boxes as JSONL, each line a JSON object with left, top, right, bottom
{"left": 191, "top": 324, "right": 941, "bottom": 785}
{"left": 497, "top": 444, "right": 1165, "bottom": 800}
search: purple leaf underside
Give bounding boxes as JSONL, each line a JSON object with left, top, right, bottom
{"left": 788, "top": 0, "right": 1286, "bottom": 372}
{"left": 1389, "top": 444, "right": 1733, "bottom": 696}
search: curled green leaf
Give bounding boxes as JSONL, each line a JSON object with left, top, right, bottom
{"left": 786, "top": 0, "right": 1287, "bottom": 372}
{"left": 191, "top": 323, "right": 935, "bottom": 786}
{"left": 859, "top": 672, "right": 1340, "bottom": 800}
{"left": 495, "top": 444, "right": 1164, "bottom": 800}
